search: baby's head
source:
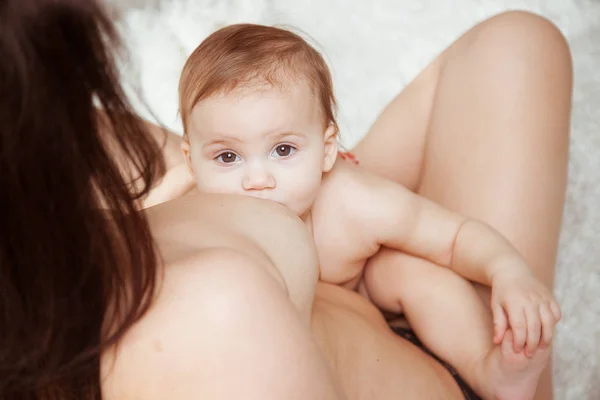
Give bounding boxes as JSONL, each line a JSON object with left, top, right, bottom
{"left": 179, "top": 23, "right": 338, "bottom": 218}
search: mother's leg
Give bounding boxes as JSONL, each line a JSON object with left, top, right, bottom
{"left": 354, "top": 11, "right": 572, "bottom": 399}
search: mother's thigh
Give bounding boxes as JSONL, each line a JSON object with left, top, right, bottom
{"left": 353, "top": 9, "right": 571, "bottom": 291}
{"left": 351, "top": 50, "right": 439, "bottom": 191}
{"left": 354, "top": 11, "right": 572, "bottom": 400}
{"left": 311, "top": 284, "right": 465, "bottom": 400}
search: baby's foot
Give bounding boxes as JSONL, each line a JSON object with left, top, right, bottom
{"left": 478, "top": 330, "right": 550, "bottom": 400}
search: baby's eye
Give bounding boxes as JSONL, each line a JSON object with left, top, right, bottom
{"left": 272, "top": 144, "right": 296, "bottom": 158}
{"left": 216, "top": 152, "right": 239, "bottom": 164}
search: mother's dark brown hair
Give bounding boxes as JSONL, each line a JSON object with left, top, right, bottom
{"left": 0, "top": 0, "right": 165, "bottom": 398}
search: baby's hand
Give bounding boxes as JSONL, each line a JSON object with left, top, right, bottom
{"left": 490, "top": 268, "right": 561, "bottom": 357}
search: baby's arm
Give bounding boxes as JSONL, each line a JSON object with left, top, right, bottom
{"left": 357, "top": 177, "right": 513, "bottom": 283}
{"left": 351, "top": 173, "right": 561, "bottom": 353}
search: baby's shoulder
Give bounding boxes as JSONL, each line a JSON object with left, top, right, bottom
{"left": 311, "top": 162, "right": 385, "bottom": 245}
{"left": 310, "top": 163, "right": 384, "bottom": 282}
{"left": 316, "top": 161, "right": 384, "bottom": 214}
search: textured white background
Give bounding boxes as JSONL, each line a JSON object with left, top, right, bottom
{"left": 110, "top": 1, "right": 600, "bottom": 398}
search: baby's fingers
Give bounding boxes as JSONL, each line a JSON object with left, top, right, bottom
{"left": 524, "top": 304, "right": 541, "bottom": 357}
{"left": 506, "top": 304, "right": 527, "bottom": 352}
{"left": 539, "top": 303, "right": 556, "bottom": 348}
{"left": 492, "top": 302, "right": 508, "bottom": 344}
{"left": 550, "top": 300, "right": 562, "bottom": 322}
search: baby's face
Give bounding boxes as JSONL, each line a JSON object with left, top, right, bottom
{"left": 183, "top": 82, "right": 337, "bottom": 218}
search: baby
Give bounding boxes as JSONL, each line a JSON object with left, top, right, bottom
{"left": 178, "top": 24, "right": 561, "bottom": 400}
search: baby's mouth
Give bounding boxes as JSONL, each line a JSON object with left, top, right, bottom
{"left": 246, "top": 194, "right": 284, "bottom": 206}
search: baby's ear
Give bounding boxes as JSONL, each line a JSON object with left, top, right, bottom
{"left": 322, "top": 124, "right": 338, "bottom": 173}
{"left": 181, "top": 136, "right": 194, "bottom": 174}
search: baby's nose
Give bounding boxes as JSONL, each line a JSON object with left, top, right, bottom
{"left": 242, "top": 164, "right": 275, "bottom": 191}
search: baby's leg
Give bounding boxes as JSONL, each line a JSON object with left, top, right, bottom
{"left": 364, "top": 248, "right": 549, "bottom": 400}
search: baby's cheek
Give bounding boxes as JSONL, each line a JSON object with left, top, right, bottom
{"left": 194, "top": 167, "right": 239, "bottom": 195}
{"left": 289, "top": 171, "right": 322, "bottom": 211}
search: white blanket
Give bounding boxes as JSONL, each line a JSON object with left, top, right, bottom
{"left": 112, "top": 1, "right": 600, "bottom": 398}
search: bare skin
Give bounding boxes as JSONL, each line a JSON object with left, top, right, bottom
{"left": 101, "top": 10, "right": 571, "bottom": 400}
{"left": 101, "top": 193, "right": 344, "bottom": 400}
{"left": 178, "top": 13, "right": 563, "bottom": 400}
{"left": 353, "top": 10, "right": 572, "bottom": 400}
{"left": 310, "top": 160, "right": 556, "bottom": 400}
{"left": 311, "top": 282, "right": 466, "bottom": 399}
{"left": 102, "top": 191, "right": 470, "bottom": 400}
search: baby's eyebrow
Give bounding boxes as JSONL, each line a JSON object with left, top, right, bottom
{"left": 202, "top": 135, "right": 243, "bottom": 148}
{"left": 270, "top": 131, "right": 306, "bottom": 140}
{"left": 201, "top": 130, "right": 306, "bottom": 150}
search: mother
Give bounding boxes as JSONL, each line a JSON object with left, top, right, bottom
{"left": 0, "top": 0, "right": 571, "bottom": 399}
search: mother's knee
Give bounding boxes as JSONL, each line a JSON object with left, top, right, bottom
{"left": 472, "top": 11, "right": 572, "bottom": 68}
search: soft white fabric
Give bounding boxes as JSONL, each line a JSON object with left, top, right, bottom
{"left": 112, "top": 1, "right": 600, "bottom": 398}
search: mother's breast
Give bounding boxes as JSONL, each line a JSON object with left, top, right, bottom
{"left": 146, "top": 191, "right": 320, "bottom": 323}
